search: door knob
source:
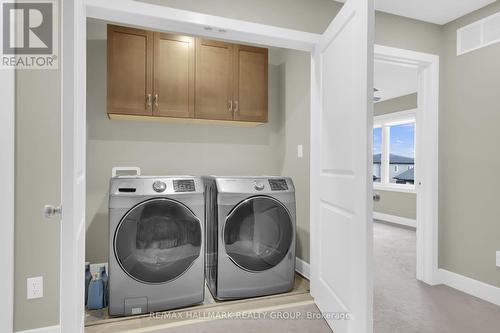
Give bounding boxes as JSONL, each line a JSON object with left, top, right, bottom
{"left": 44, "top": 205, "right": 62, "bottom": 219}
{"left": 373, "top": 193, "right": 380, "bottom": 202}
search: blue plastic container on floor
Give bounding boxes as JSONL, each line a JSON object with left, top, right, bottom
{"left": 85, "top": 262, "right": 91, "bottom": 305}
{"left": 87, "top": 273, "right": 104, "bottom": 310}
{"left": 99, "top": 266, "right": 108, "bottom": 307}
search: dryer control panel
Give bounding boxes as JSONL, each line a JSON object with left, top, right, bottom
{"left": 269, "top": 179, "right": 289, "bottom": 191}
{"left": 173, "top": 179, "right": 196, "bottom": 192}
{"left": 110, "top": 176, "right": 203, "bottom": 197}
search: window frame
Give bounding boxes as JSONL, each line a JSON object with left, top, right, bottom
{"left": 373, "top": 109, "right": 416, "bottom": 193}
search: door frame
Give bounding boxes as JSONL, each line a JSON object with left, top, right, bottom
{"left": 374, "top": 45, "right": 440, "bottom": 285}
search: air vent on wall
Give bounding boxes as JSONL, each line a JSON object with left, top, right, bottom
{"left": 457, "top": 11, "right": 500, "bottom": 56}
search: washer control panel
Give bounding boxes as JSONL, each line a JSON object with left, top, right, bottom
{"left": 173, "top": 179, "right": 196, "bottom": 192}
{"left": 152, "top": 180, "right": 167, "bottom": 193}
{"left": 269, "top": 179, "right": 289, "bottom": 191}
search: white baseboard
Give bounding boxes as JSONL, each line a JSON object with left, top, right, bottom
{"left": 295, "top": 257, "right": 310, "bottom": 280}
{"left": 438, "top": 269, "right": 500, "bottom": 306}
{"left": 373, "top": 212, "right": 416, "bottom": 229}
{"left": 15, "top": 325, "right": 60, "bottom": 333}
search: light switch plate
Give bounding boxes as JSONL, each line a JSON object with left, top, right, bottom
{"left": 27, "top": 276, "right": 43, "bottom": 299}
{"left": 496, "top": 251, "right": 500, "bottom": 268}
{"left": 297, "top": 145, "right": 303, "bottom": 158}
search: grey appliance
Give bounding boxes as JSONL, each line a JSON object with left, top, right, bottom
{"left": 203, "top": 176, "right": 296, "bottom": 300}
{"left": 108, "top": 176, "right": 204, "bottom": 316}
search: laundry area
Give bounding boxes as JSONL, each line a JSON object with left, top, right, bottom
{"left": 84, "top": 17, "right": 312, "bottom": 330}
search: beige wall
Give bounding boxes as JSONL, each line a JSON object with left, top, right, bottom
{"left": 86, "top": 40, "right": 284, "bottom": 262}
{"left": 375, "top": 11, "right": 443, "bottom": 54}
{"left": 14, "top": 1, "right": 61, "bottom": 330}
{"left": 439, "top": 2, "right": 500, "bottom": 287}
{"left": 138, "top": 0, "right": 340, "bottom": 34}
{"left": 373, "top": 190, "right": 416, "bottom": 220}
{"left": 277, "top": 50, "right": 311, "bottom": 262}
{"left": 373, "top": 94, "right": 417, "bottom": 220}
{"left": 374, "top": 93, "right": 417, "bottom": 116}
{"left": 14, "top": 56, "right": 61, "bottom": 331}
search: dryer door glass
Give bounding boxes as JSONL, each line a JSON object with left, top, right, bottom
{"left": 114, "top": 198, "right": 202, "bottom": 284}
{"left": 224, "top": 196, "right": 293, "bottom": 271}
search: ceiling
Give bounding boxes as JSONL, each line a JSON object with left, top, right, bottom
{"left": 336, "top": 0, "right": 496, "bottom": 25}
{"left": 374, "top": 61, "right": 417, "bottom": 102}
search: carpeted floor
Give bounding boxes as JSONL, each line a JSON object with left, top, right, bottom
{"left": 374, "top": 221, "right": 500, "bottom": 333}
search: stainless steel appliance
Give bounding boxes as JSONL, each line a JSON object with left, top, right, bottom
{"left": 203, "top": 176, "right": 296, "bottom": 300}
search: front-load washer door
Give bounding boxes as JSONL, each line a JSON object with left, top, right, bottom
{"left": 224, "top": 196, "right": 293, "bottom": 272}
{"left": 114, "top": 198, "right": 202, "bottom": 284}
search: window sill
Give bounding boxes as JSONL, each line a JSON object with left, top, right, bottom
{"left": 373, "top": 183, "right": 416, "bottom": 194}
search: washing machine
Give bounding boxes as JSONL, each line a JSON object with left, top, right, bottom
{"left": 203, "top": 176, "right": 296, "bottom": 300}
{"left": 108, "top": 175, "right": 204, "bottom": 316}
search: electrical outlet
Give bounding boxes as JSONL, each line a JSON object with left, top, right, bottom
{"left": 27, "top": 276, "right": 43, "bottom": 300}
{"left": 297, "top": 145, "right": 303, "bottom": 158}
{"left": 496, "top": 251, "right": 500, "bottom": 268}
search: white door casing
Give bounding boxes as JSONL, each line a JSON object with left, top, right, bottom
{"left": 310, "top": 0, "right": 374, "bottom": 332}
{"left": 373, "top": 45, "right": 440, "bottom": 285}
{"left": 60, "top": 0, "right": 86, "bottom": 332}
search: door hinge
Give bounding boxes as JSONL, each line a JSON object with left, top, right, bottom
{"left": 43, "top": 205, "right": 62, "bottom": 219}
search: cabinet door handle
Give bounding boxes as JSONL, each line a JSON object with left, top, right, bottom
{"left": 234, "top": 101, "right": 239, "bottom": 113}
{"left": 146, "top": 94, "right": 152, "bottom": 109}
{"left": 228, "top": 100, "right": 233, "bottom": 112}
{"left": 154, "top": 94, "right": 159, "bottom": 109}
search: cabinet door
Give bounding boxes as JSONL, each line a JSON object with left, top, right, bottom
{"left": 107, "top": 25, "right": 153, "bottom": 116}
{"left": 154, "top": 33, "right": 194, "bottom": 118}
{"left": 233, "top": 45, "right": 268, "bottom": 122}
{"left": 195, "top": 39, "right": 234, "bottom": 120}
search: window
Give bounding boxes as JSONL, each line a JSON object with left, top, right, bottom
{"left": 373, "top": 127, "right": 382, "bottom": 183}
{"left": 389, "top": 122, "right": 415, "bottom": 184}
{"left": 373, "top": 110, "right": 416, "bottom": 191}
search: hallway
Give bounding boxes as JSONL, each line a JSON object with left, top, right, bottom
{"left": 374, "top": 221, "right": 500, "bottom": 333}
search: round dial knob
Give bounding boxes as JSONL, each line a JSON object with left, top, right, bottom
{"left": 254, "top": 182, "right": 265, "bottom": 191}
{"left": 152, "top": 180, "right": 166, "bottom": 193}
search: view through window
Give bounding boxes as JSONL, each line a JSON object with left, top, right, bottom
{"left": 389, "top": 123, "right": 415, "bottom": 184}
{"left": 373, "top": 115, "right": 415, "bottom": 187}
{"left": 373, "top": 127, "right": 382, "bottom": 183}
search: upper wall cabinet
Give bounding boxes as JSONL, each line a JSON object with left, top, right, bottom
{"left": 195, "top": 39, "right": 234, "bottom": 121}
{"left": 154, "top": 33, "right": 194, "bottom": 118}
{"left": 107, "top": 25, "right": 153, "bottom": 116}
{"left": 233, "top": 45, "right": 268, "bottom": 122}
{"left": 107, "top": 25, "right": 268, "bottom": 124}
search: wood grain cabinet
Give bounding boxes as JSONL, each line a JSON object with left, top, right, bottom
{"left": 195, "top": 38, "right": 234, "bottom": 121}
{"left": 107, "top": 25, "right": 153, "bottom": 116}
{"left": 107, "top": 25, "right": 268, "bottom": 124}
{"left": 154, "top": 33, "right": 194, "bottom": 118}
{"left": 233, "top": 45, "right": 268, "bottom": 122}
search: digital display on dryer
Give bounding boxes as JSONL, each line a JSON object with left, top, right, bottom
{"left": 269, "top": 179, "right": 288, "bottom": 191}
{"left": 173, "top": 179, "right": 196, "bottom": 192}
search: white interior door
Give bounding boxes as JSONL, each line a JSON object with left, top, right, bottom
{"left": 61, "top": 0, "right": 86, "bottom": 332}
{"left": 310, "top": 0, "right": 374, "bottom": 332}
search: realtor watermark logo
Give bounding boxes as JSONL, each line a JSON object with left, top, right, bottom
{"left": 1, "top": 0, "right": 58, "bottom": 69}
